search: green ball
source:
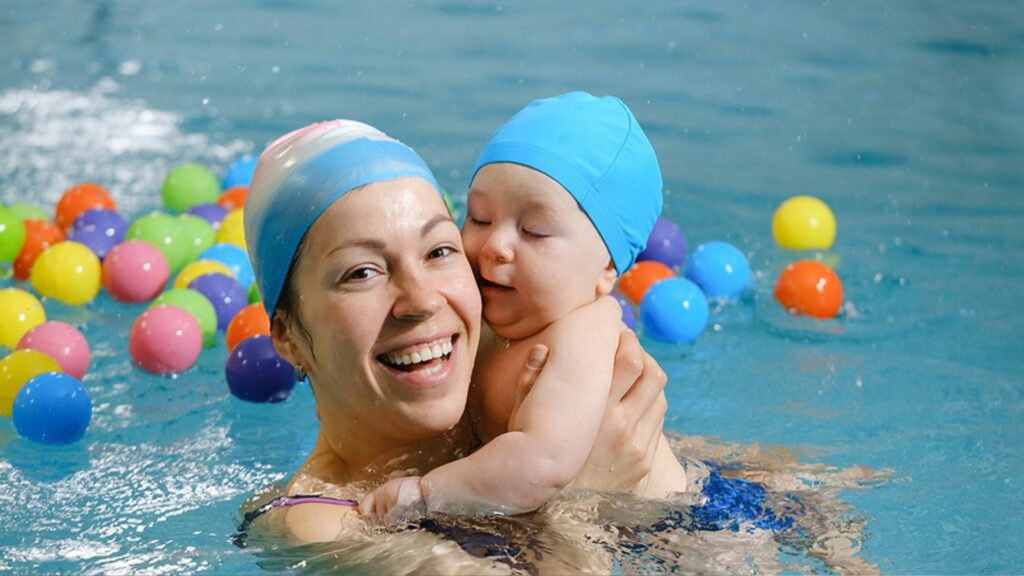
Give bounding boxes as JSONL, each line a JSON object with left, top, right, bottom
{"left": 151, "top": 288, "right": 218, "bottom": 348}
{"left": 177, "top": 214, "right": 216, "bottom": 263}
{"left": 5, "top": 203, "right": 49, "bottom": 222}
{"left": 162, "top": 163, "right": 220, "bottom": 213}
{"left": 0, "top": 206, "right": 27, "bottom": 264}
{"left": 126, "top": 212, "right": 191, "bottom": 274}
{"left": 247, "top": 281, "right": 262, "bottom": 305}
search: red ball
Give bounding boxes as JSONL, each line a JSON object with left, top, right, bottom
{"left": 55, "top": 183, "right": 117, "bottom": 232}
{"left": 774, "top": 260, "right": 843, "bottom": 319}
{"left": 618, "top": 260, "right": 676, "bottom": 304}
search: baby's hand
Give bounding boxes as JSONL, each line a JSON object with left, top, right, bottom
{"left": 358, "top": 476, "right": 424, "bottom": 520}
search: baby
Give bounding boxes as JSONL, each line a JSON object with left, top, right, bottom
{"left": 361, "top": 92, "right": 692, "bottom": 517}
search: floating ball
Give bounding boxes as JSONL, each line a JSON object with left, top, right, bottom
{"left": 186, "top": 202, "right": 228, "bottom": 231}
{"left": 151, "top": 288, "right": 218, "bottom": 347}
{"left": 613, "top": 293, "right": 636, "bottom": 331}
{"left": 173, "top": 259, "right": 233, "bottom": 290}
{"left": 639, "top": 277, "right": 709, "bottom": 343}
{"left": 199, "top": 243, "right": 253, "bottom": 288}
{"left": 773, "top": 260, "right": 843, "bottom": 319}
{"left": 226, "top": 335, "right": 295, "bottom": 403}
{"left": 17, "top": 321, "right": 90, "bottom": 380}
{"left": 772, "top": 195, "right": 836, "bottom": 251}
{"left": 129, "top": 305, "right": 202, "bottom": 374}
{"left": 162, "top": 163, "right": 221, "bottom": 213}
{"left": 13, "top": 219, "right": 64, "bottom": 281}
{"left": 126, "top": 211, "right": 190, "bottom": 273}
{"left": 618, "top": 260, "right": 676, "bottom": 305}
{"left": 188, "top": 273, "right": 247, "bottom": 332}
{"left": 684, "top": 241, "right": 751, "bottom": 299}
{"left": 177, "top": 213, "right": 216, "bottom": 262}
{"left": 0, "top": 349, "right": 62, "bottom": 416}
{"left": 5, "top": 202, "right": 48, "bottom": 222}
{"left": 12, "top": 372, "right": 91, "bottom": 445}
{"left": 226, "top": 303, "right": 271, "bottom": 351}
{"left": 215, "top": 208, "right": 246, "bottom": 249}
{"left": 0, "top": 288, "right": 46, "bottom": 349}
{"left": 55, "top": 183, "right": 117, "bottom": 232}
{"left": 221, "top": 155, "right": 258, "bottom": 190}
{"left": 637, "top": 217, "right": 688, "bottom": 269}
{"left": 68, "top": 208, "right": 127, "bottom": 259}
{"left": 30, "top": 241, "right": 102, "bottom": 306}
{"left": 217, "top": 186, "right": 248, "bottom": 211}
{"left": 102, "top": 240, "right": 170, "bottom": 303}
{"left": 247, "top": 282, "right": 261, "bottom": 304}
{"left": 0, "top": 205, "right": 26, "bottom": 263}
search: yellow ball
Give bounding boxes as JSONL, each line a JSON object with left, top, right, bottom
{"left": 216, "top": 208, "right": 246, "bottom": 249}
{"left": 771, "top": 195, "right": 836, "bottom": 250}
{"left": 173, "top": 259, "right": 235, "bottom": 290}
{"left": 30, "top": 241, "right": 102, "bottom": 306}
{"left": 0, "top": 349, "right": 62, "bottom": 416}
{"left": 0, "top": 288, "right": 46, "bottom": 349}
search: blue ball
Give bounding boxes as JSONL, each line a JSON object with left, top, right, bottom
{"left": 68, "top": 208, "right": 128, "bottom": 259}
{"left": 684, "top": 241, "right": 751, "bottom": 299}
{"left": 222, "top": 156, "right": 258, "bottom": 190}
{"left": 225, "top": 335, "right": 295, "bottom": 403}
{"left": 639, "top": 278, "right": 709, "bottom": 343}
{"left": 12, "top": 372, "right": 92, "bottom": 445}
{"left": 188, "top": 272, "right": 247, "bottom": 332}
{"left": 199, "top": 243, "right": 254, "bottom": 288}
{"left": 637, "top": 217, "right": 688, "bottom": 269}
{"left": 187, "top": 203, "right": 228, "bottom": 230}
{"left": 614, "top": 292, "right": 636, "bottom": 331}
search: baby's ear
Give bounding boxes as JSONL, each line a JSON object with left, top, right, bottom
{"left": 595, "top": 260, "right": 618, "bottom": 296}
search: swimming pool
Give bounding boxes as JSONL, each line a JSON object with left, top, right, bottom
{"left": 2, "top": 1, "right": 1022, "bottom": 573}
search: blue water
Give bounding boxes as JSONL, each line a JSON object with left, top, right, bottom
{"left": 2, "top": 1, "right": 1022, "bottom": 573}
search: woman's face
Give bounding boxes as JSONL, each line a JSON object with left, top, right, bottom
{"left": 275, "top": 177, "right": 481, "bottom": 460}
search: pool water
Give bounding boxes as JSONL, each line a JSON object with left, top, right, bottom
{"left": 2, "top": 1, "right": 1022, "bottom": 573}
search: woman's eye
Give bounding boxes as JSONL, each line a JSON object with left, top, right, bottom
{"left": 429, "top": 245, "right": 456, "bottom": 259}
{"left": 345, "top": 267, "right": 381, "bottom": 282}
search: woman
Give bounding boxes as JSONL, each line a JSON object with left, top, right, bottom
{"left": 241, "top": 120, "right": 670, "bottom": 545}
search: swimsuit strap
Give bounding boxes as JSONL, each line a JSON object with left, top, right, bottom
{"left": 232, "top": 494, "right": 358, "bottom": 547}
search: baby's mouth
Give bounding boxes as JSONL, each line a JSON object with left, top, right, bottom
{"left": 378, "top": 336, "right": 455, "bottom": 373}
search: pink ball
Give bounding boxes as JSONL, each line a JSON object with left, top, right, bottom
{"left": 129, "top": 305, "right": 202, "bottom": 375}
{"left": 17, "top": 321, "right": 91, "bottom": 380}
{"left": 102, "top": 240, "right": 170, "bottom": 303}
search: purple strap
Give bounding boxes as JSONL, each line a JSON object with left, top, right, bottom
{"left": 268, "top": 495, "right": 359, "bottom": 509}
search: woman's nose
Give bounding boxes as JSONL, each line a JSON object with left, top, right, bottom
{"left": 392, "top": 269, "right": 445, "bottom": 320}
{"left": 481, "top": 227, "right": 514, "bottom": 264}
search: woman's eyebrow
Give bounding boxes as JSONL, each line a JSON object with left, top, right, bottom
{"left": 422, "top": 214, "right": 456, "bottom": 236}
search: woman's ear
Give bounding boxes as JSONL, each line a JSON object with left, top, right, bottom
{"left": 596, "top": 259, "right": 618, "bottom": 296}
{"left": 271, "top": 312, "right": 304, "bottom": 368}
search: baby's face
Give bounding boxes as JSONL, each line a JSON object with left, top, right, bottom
{"left": 463, "top": 163, "right": 615, "bottom": 340}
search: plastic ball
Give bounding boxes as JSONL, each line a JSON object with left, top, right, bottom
{"left": 5, "top": 202, "right": 48, "bottom": 222}
{"left": 248, "top": 282, "right": 261, "bottom": 304}
{"left": 102, "top": 240, "right": 170, "bottom": 303}
{"left": 613, "top": 293, "right": 636, "bottom": 331}
{"left": 30, "top": 241, "right": 102, "bottom": 306}
{"left": 684, "top": 241, "right": 751, "bottom": 299}
{"left": 225, "top": 335, "right": 295, "bottom": 403}
{"left": 226, "top": 303, "right": 271, "bottom": 351}
{"left": 221, "top": 155, "right": 258, "bottom": 190}
{"left": 162, "top": 163, "right": 221, "bottom": 213}
{"left": 173, "top": 259, "right": 234, "bottom": 290}
{"left": 217, "top": 186, "right": 248, "bottom": 211}
{"left": 68, "top": 208, "right": 127, "bottom": 259}
{"left": 0, "top": 349, "right": 62, "bottom": 416}
{"left": 0, "top": 205, "right": 26, "bottom": 263}
{"left": 55, "top": 183, "right": 117, "bottom": 232}
{"left": 125, "top": 211, "right": 190, "bottom": 273}
{"left": 129, "top": 305, "right": 203, "bottom": 374}
{"left": 176, "top": 213, "right": 216, "bottom": 262}
{"left": 773, "top": 260, "right": 843, "bottom": 319}
{"left": 215, "top": 208, "right": 246, "bottom": 249}
{"left": 199, "top": 243, "right": 253, "bottom": 288}
{"left": 618, "top": 260, "right": 676, "bottom": 305}
{"left": 151, "top": 288, "right": 218, "bottom": 348}
{"left": 639, "top": 278, "right": 709, "bottom": 343}
{"left": 186, "top": 203, "right": 228, "bottom": 231}
{"left": 189, "top": 273, "right": 247, "bottom": 332}
{"left": 13, "top": 219, "right": 64, "bottom": 281}
{"left": 637, "top": 217, "right": 688, "bottom": 269}
{"left": 17, "top": 321, "right": 90, "bottom": 380}
{"left": 0, "top": 288, "right": 47, "bottom": 349}
{"left": 772, "top": 195, "right": 836, "bottom": 251}
{"left": 12, "top": 372, "right": 91, "bottom": 445}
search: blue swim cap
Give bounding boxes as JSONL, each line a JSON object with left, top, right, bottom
{"left": 245, "top": 120, "right": 442, "bottom": 317}
{"left": 470, "top": 91, "right": 663, "bottom": 274}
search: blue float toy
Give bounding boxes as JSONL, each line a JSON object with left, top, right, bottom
{"left": 199, "top": 243, "right": 254, "bottom": 288}
{"left": 639, "top": 277, "right": 709, "bottom": 343}
{"left": 221, "top": 156, "right": 259, "bottom": 190}
{"left": 188, "top": 272, "right": 247, "bottom": 332}
{"left": 684, "top": 241, "right": 751, "bottom": 299}
{"left": 12, "top": 372, "right": 92, "bottom": 445}
{"left": 225, "top": 334, "right": 295, "bottom": 403}
{"left": 637, "top": 217, "right": 688, "bottom": 269}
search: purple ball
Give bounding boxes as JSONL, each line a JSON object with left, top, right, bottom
{"left": 637, "top": 217, "right": 688, "bottom": 269}
{"left": 188, "top": 273, "right": 247, "bottom": 331}
{"left": 226, "top": 335, "right": 295, "bottom": 403}
{"left": 68, "top": 209, "right": 127, "bottom": 259}
{"left": 614, "top": 292, "right": 636, "bottom": 330}
{"left": 186, "top": 203, "right": 228, "bottom": 231}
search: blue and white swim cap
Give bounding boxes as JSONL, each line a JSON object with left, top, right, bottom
{"left": 469, "top": 91, "right": 663, "bottom": 275}
{"left": 245, "top": 120, "right": 441, "bottom": 316}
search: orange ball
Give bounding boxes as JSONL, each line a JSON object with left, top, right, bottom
{"left": 226, "top": 303, "right": 271, "bottom": 351}
{"left": 217, "top": 186, "right": 248, "bottom": 211}
{"left": 55, "top": 183, "right": 117, "bottom": 231}
{"left": 773, "top": 260, "right": 843, "bottom": 319}
{"left": 618, "top": 260, "right": 676, "bottom": 304}
{"left": 14, "top": 219, "right": 65, "bottom": 281}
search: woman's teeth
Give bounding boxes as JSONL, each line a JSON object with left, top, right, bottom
{"left": 384, "top": 339, "right": 453, "bottom": 368}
